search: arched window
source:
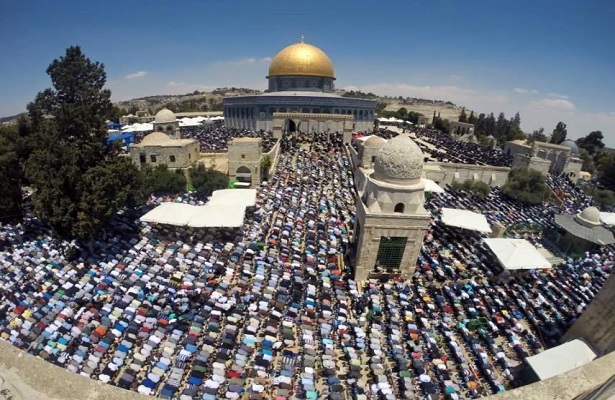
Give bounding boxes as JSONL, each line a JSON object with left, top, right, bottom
{"left": 394, "top": 203, "right": 405, "bottom": 213}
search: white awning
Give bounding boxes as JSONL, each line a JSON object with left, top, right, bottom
{"left": 525, "top": 339, "right": 596, "bottom": 381}
{"left": 139, "top": 203, "right": 197, "bottom": 226}
{"left": 187, "top": 205, "right": 247, "bottom": 228}
{"left": 209, "top": 189, "right": 257, "bottom": 207}
{"left": 483, "top": 238, "right": 552, "bottom": 270}
{"left": 422, "top": 179, "right": 444, "bottom": 193}
{"left": 139, "top": 189, "right": 256, "bottom": 228}
{"left": 600, "top": 212, "right": 615, "bottom": 226}
{"left": 440, "top": 208, "right": 492, "bottom": 233}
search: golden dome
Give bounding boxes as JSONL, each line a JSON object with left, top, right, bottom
{"left": 268, "top": 40, "right": 335, "bottom": 79}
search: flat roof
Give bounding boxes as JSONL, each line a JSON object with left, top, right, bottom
{"left": 139, "top": 189, "right": 257, "bottom": 228}
{"left": 526, "top": 340, "right": 596, "bottom": 381}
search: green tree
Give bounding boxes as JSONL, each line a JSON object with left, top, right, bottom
{"left": 189, "top": 164, "right": 228, "bottom": 197}
{"left": 25, "top": 46, "right": 143, "bottom": 240}
{"left": 260, "top": 155, "right": 272, "bottom": 181}
{"left": 502, "top": 167, "right": 548, "bottom": 205}
{"left": 578, "top": 149, "right": 596, "bottom": 174}
{"left": 0, "top": 126, "right": 23, "bottom": 222}
{"left": 142, "top": 164, "right": 187, "bottom": 196}
{"left": 451, "top": 179, "right": 491, "bottom": 200}
{"left": 576, "top": 131, "right": 605, "bottom": 156}
{"left": 495, "top": 112, "right": 509, "bottom": 138}
{"left": 596, "top": 153, "right": 615, "bottom": 190}
{"left": 467, "top": 110, "right": 476, "bottom": 124}
{"left": 550, "top": 121, "right": 568, "bottom": 144}
{"left": 458, "top": 108, "right": 467, "bottom": 123}
{"left": 527, "top": 128, "right": 547, "bottom": 144}
{"left": 396, "top": 107, "right": 408, "bottom": 120}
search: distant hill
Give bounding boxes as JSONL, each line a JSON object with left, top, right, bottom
{"left": 1, "top": 88, "right": 467, "bottom": 125}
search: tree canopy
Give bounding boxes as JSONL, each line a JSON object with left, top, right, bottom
{"left": 0, "top": 125, "right": 23, "bottom": 222}
{"left": 189, "top": 164, "right": 229, "bottom": 197}
{"left": 450, "top": 179, "right": 491, "bottom": 200}
{"left": 25, "top": 46, "right": 142, "bottom": 240}
{"left": 502, "top": 167, "right": 548, "bottom": 205}
{"left": 260, "top": 155, "right": 272, "bottom": 181}
{"left": 576, "top": 131, "right": 605, "bottom": 155}
{"left": 142, "top": 165, "right": 187, "bottom": 196}
{"left": 549, "top": 122, "right": 568, "bottom": 144}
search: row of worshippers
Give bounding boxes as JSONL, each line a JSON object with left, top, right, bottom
{"left": 180, "top": 126, "right": 276, "bottom": 153}
{"left": 417, "top": 130, "right": 513, "bottom": 167}
{"left": 1, "top": 131, "right": 613, "bottom": 399}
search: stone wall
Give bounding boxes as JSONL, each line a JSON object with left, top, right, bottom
{"left": 563, "top": 273, "right": 615, "bottom": 356}
{"left": 426, "top": 162, "right": 510, "bottom": 187}
{"left": 228, "top": 138, "right": 262, "bottom": 187}
{"left": 0, "top": 341, "right": 145, "bottom": 400}
{"left": 512, "top": 154, "right": 551, "bottom": 177}
{"left": 130, "top": 142, "right": 200, "bottom": 169}
{"left": 353, "top": 199, "right": 430, "bottom": 281}
{"left": 483, "top": 350, "right": 615, "bottom": 400}
{"left": 263, "top": 139, "right": 281, "bottom": 179}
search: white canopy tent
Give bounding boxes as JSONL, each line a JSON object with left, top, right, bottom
{"left": 209, "top": 189, "right": 257, "bottom": 207}
{"left": 525, "top": 339, "right": 596, "bottom": 381}
{"left": 188, "top": 205, "right": 247, "bottom": 228}
{"left": 422, "top": 179, "right": 445, "bottom": 193}
{"left": 440, "top": 208, "right": 492, "bottom": 233}
{"left": 140, "top": 203, "right": 197, "bottom": 226}
{"left": 122, "top": 123, "right": 153, "bottom": 132}
{"left": 140, "top": 189, "right": 256, "bottom": 228}
{"left": 483, "top": 238, "right": 552, "bottom": 271}
{"left": 600, "top": 212, "right": 615, "bottom": 226}
{"left": 179, "top": 118, "right": 202, "bottom": 127}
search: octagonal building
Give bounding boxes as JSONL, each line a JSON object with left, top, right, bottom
{"left": 223, "top": 38, "right": 376, "bottom": 133}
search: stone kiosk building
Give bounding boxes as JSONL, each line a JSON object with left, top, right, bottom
{"left": 353, "top": 134, "right": 431, "bottom": 281}
{"left": 129, "top": 131, "right": 199, "bottom": 169}
{"left": 228, "top": 137, "right": 263, "bottom": 187}
{"left": 223, "top": 38, "right": 376, "bottom": 133}
{"left": 129, "top": 108, "right": 199, "bottom": 169}
{"left": 152, "top": 108, "right": 180, "bottom": 138}
{"left": 504, "top": 139, "right": 584, "bottom": 181}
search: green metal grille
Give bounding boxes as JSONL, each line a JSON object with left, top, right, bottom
{"left": 376, "top": 237, "right": 407, "bottom": 270}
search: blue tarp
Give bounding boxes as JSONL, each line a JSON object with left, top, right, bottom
{"left": 107, "top": 132, "right": 135, "bottom": 147}
{"left": 106, "top": 122, "right": 122, "bottom": 129}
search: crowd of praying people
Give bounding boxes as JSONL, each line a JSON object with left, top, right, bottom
{"left": 179, "top": 126, "right": 277, "bottom": 153}
{"left": 416, "top": 130, "right": 513, "bottom": 167}
{"left": 0, "top": 129, "right": 613, "bottom": 400}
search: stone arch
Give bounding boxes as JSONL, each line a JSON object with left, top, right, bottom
{"left": 394, "top": 203, "right": 405, "bottom": 213}
{"left": 236, "top": 166, "right": 252, "bottom": 184}
{"left": 284, "top": 119, "right": 297, "bottom": 133}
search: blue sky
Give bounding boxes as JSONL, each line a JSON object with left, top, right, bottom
{"left": 1, "top": 0, "right": 614, "bottom": 144}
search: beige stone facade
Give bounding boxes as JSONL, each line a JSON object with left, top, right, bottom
{"left": 352, "top": 134, "right": 430, "bottom": 281}
{"left": 227, "top": 137, "right": 263, "bottom": 187}
{"left": 129, "top": 132, "right": 199, "bottom": 169}
{"left": 430, "top": 162, "right": 510, "bottom": 187}
{"left": 272, "top": 112, "right": 354, "bottom": 143}
{"left": 512, "top": 153, "right": 552, "bottom": 176}
{"left": 503, "top": 139, "right": 584, "bottom": 181}
{"left": 152, "top": 108, "right": 180, "bottom": 139}
{"left": 353, "top": 193, "right": 430, "bottom": 281}
{"left": 449, "top": 121, "right": 475, "bottom": 137}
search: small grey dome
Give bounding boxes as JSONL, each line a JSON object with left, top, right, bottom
{"left": 154, "top": 108, "right": 176, "bottom": 123}
{"left": 373, "top": 134, "right": 424, "bottom": 185}
{"left": 560, "top": 140, "right": 580, "bottom": 156}
{"left": 364, "top": 136, "right": 386, "bottom": 148}
{"left": 576, "top": 206, "right": 601, "bottom": 228}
